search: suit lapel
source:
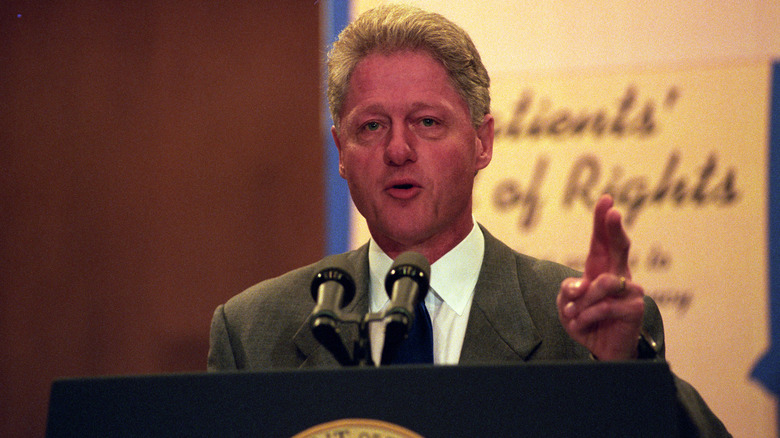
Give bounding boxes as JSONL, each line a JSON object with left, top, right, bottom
{"left": 459, "top": 227, "right": 542, "bottom": 364}
{"left": 293, "top": 245, "right": 371, "bottom": 367}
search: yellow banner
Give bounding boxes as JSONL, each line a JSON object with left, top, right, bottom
{"left": 473, "top": 61, "right": 774, "bottom": 436}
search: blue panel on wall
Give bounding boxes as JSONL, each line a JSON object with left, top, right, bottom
{"left": 752, "top": 61, "right": 780, "bottom": 433}
{"left": 323, "top": 0, "right": 352, "bottom": 255}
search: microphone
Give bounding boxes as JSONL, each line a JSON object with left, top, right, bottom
{"left": 381, "top": 251, "right": 431, "bottom": 363}
{"left": 309, "top": 254, "right": 356, "bottom": 365}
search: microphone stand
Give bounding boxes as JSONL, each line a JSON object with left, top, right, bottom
{"left": 354, "top": 314, "right": 373, "bottom": 367}
{"left": 313, "top": 310, "right": 389, "bottom": 367}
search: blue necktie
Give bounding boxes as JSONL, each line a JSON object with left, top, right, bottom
{"left": 390, "top": 300, "right": 434, "bottom": 364}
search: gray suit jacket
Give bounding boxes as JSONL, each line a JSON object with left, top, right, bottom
{"left": 208, "top": 227, "right": 730, "bottom": 436}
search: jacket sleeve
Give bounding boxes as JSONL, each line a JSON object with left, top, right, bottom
{"left": 207, "top": 304, "right": 238, "bottom": 371}
{"left": 674, "top": 376, "right": 732, "bottom": 438}
{"left": 643, "top": 298, "right": 732, "bottom": 437}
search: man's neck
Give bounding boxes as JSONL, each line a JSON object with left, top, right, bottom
{"left": 369, "top": 219, "right": 476, "bottom": 264}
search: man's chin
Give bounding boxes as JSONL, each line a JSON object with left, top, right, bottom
{"left": 371, "top": 222, "right": 433, "bottom": 248}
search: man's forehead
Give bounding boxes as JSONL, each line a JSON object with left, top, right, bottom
{"left": 356, "top": 48, "right": 439, "bottom": 68}
{"left": 350, "top": 101, "right": 449, "bottom": 115}
{"left": 340, "top": 51, "right": 466, "bottom": 119}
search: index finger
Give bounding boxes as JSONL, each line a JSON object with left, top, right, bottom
{"left": 584, "top": 194, "right": 632, "bottom": 280}
{"left": 606, "top": 205, "right": 631, "bottom": 274}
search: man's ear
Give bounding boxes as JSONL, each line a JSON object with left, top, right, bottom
{"left": 331, "top": 125, "right": 347, "bottom": 178}
{"left": 475, "top": 114, "right": 494, "bottom": 171}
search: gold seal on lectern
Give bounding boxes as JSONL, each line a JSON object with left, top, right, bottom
{"left": 292, "top": 418, "right": 424, "bottom": 438}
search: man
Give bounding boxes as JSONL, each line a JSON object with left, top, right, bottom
{"left": 208, "top": 4, "right": 729, "bottom": 436}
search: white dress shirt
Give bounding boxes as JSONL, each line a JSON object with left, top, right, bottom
{"left": 368, "top": 221, "right": 485, "bottom": 365}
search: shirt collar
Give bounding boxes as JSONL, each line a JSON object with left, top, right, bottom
{"left": 368, "top": 221, "right": 485, "bottom": 315}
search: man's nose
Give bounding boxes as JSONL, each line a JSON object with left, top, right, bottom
{"left": 383, "top": 124, "right": 417, "bottom": 166}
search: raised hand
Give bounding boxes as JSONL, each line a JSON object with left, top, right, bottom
{"left": 556, "top": 194, "right": 645, "bottom": 360}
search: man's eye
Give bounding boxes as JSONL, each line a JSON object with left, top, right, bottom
{"left": 421, "top": 118, "right": 437, "bottom": 127}
{"left": 364, "top": 121, "right": 381, "bottom": 131}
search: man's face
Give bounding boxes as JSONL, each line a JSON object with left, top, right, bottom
{"left": 332, "top": 50, "right": 493, "bottom": 254}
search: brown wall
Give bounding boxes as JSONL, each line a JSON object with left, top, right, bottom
{"left": 0, "top": 2, "right": 324, "bottom": 436}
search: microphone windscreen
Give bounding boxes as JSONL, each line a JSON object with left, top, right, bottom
{"left": 310, "top": 253, "right": 356, "bottom": 306}
{"left": 384, "top": 251, "right": 430, "bottom": 298}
